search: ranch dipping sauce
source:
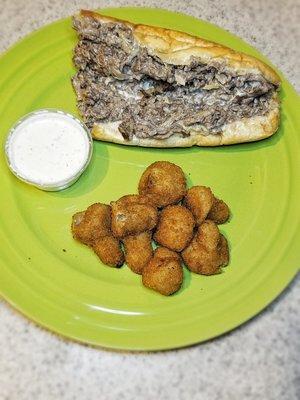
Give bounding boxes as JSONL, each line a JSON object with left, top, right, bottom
{"left": 5, "top": 109, "right": 93, "bottom": 190}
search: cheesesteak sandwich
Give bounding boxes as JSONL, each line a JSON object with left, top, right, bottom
{"left": 72, "top": 10, "right": 281, "bottom": 147}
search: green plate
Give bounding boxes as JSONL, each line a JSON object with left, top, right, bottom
{"left": 0, "top": 7, "right": 299, "bottom": 351}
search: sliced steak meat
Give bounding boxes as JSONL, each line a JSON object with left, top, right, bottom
{"left": 131, "top": 48, "right": 175, "bottom": 83}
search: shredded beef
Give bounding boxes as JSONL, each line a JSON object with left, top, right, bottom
{"left": 72, "top": 15, "right": 278, "bottom": 140}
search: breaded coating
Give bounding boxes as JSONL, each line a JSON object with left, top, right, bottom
{"left": 123, "top": 232, "right": 153, "bottom": 274}
{"left": 142, "top": 247, "right": 183, "bottom": 296}
{"left": 116, "top": 194, "right": 157, "bottom": 207}
{"left": 208, "top": 197, "right": 230, "bottom": 224}
{"left": 111, "top": 196, "right": 158, "bottom": 238}
{"left": 154, "top": 205, "right": 195, "bottom": 252}
{"left": 182, "top": 220, "right": 228, "bottom": 275}
{"left": 154, "top": 246, "right": 181, "bottom": 261}
{"left": 92, "top": 236, "right": 124, "bottom": 267}
{"left": 218, "top": 234, "right": 230, "bottom": 267}
{"left": 71, "top": 161, "right": 232, "bottom": 291}
{"left": 197, "top": 219, "right": 220, "bottom": 250}
{"left": 183, "top": 242, "right": 220, "bottom": 275}
{"left": 138, "top": 161, "right": 187, "bottom": 207}
{"left": 71, "top": 203, "right": 112, "bottom": 245}
{"left": 183, "top": 186, "right": 214, "bottom": 225}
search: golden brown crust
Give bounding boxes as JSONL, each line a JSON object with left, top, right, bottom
{"left": 138, "top": 161, "right": 187, "bottom": 207}
{"left": 92, "top": 236, "right": 124, "bottom": 267}
{"left": 78, "top": 10, "right": 280, "bottom": 84}
{"left": 142, "top": 247, "right": 183, "bottom": 295}
{"left": 207, "top": 198, "right": 230, "bottom": 224}
{"left": 111, "top": 196, "right": 158, "bottom": 238}
{"left": 123, "top": 232, "right": 153, "bottom": 274}
{"left": 181, "top": 221, "right": 225, "bottom": 275}
{"left": 218, "top": 234, "right": 230, "bottom": 267}
{"left": 153, "top": 205, "right": 195, "bottom": 252}
{"left": 183, "top": 186, "right": 214, "bottom": 225}
{"left": 71, "top": 203, "right": 112, "bottom": 245}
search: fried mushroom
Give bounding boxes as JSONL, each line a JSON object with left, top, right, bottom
{"left": 111, "top": 195, "right": 158, "bottom": 238}
{"left": 182, "top": 220, "right": 229, "bottom": 275}
{"left": 208, "top": 197, "right": 230, "bottom": 224}
{"left": 71, "top": 203, "right": 112, "bottom": 245}
{"left": 138, "top": 161, "right": 187, "bottom": 207}
{"left": 92, "top": 236, "right": 124, "bottom": 267}
{"left": 142, "top": 247, "right": 183, "bottom": 296}
{"left": 154, "top": 205, "right": 195, "bottom": 252}
{"left": 183, "top": 186, "right": 214, "bottom": 225}
{"left": 123, "top": 231, "right": 153, "bottom": 274}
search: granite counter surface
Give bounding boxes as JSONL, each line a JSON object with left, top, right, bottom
{"left": 0, "top": 1, "right": 299, "bottom": 399}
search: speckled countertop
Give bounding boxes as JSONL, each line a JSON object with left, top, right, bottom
{"left": 0, "top": 1, "right": 299, "bottom": 399}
